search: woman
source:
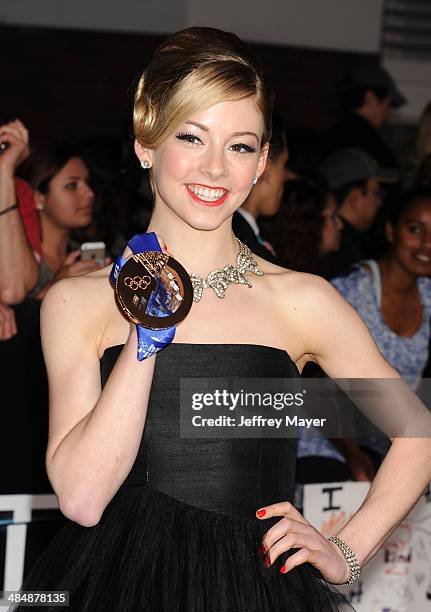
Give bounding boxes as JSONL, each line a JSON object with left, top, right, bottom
{"left": 22, "top": 142, "right": 100, "bottom": 298}
{"left": 275, "top": 179, "right": 343, "bottom": 276}
{"left": 13, "top": 28, "right": 431, "bottom": 611}
{"left": 76, "top": 135, "right": 127, "bottom": 258}
{"left": 331, "top": 188, "right": 431, "bottom": 465}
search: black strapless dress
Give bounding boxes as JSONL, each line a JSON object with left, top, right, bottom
{"left": 12, "top": 344, "right": 354, "bottom": 611}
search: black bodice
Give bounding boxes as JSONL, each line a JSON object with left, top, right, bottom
{"left": 101, "top": 343, "right": 300, "bottom": 519}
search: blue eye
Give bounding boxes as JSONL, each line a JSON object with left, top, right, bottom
{"left": 230, "top": 143, "right": 256, "bottom": 154}
{"left": 176, "top": 132, "right": 202, "bottom": 145}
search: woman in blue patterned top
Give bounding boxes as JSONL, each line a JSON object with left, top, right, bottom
{"left": 331, "top": 187, "right": 431, "bottom": 464}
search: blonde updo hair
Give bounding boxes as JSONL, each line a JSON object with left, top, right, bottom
{"left": 133, "top": 27, "right": 274, "bottom": 149}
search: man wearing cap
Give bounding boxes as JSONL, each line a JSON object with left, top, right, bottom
{"left": 320, "top": 148, "right": 396, "bottom": 278}
{"left": 324, "top": 64, "right": 406, "bottom": 173}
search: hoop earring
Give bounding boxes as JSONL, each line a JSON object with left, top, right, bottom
{"left": 141, "top": 161, "right": 150, "bottom": 169}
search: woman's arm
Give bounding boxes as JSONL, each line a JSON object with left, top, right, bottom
{"left": 257, "top": 274, "right": 431, "bottom": 584}
{"left": 298, "top": 275, "right": 431, "bottom": 567}
{"left": 0, "top": 121, "right": 39, "bottom": 303}
{"left": 43, "top": 277, "right": 156, "bottom": 527}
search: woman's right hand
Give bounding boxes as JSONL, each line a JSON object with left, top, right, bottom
{"left": 0, "top": 119, "right": 30, "bottom": 175}
{"left": 54, "top": 250, "right": 101, "bottom": 281}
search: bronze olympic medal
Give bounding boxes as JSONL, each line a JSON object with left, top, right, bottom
{"left": 115, "top": 251, "right": 193, "bottom": 329}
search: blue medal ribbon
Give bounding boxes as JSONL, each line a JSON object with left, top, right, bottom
{"left": 110, "top": 233, "right": 176, "bottom": 361}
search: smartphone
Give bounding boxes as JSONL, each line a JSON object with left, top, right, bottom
{"left": 80, "top": 241, "right": 106, "bottom": 267}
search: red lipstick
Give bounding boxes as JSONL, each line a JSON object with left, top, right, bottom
{"left": 185, "top": 185, "right": 228, "bottom": 207}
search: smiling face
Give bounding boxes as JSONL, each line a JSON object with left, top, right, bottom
{"left": 387, "top": 197, "right": 431, "bottom": 275}
{"left": 136, "top": 97, "right": 268, "bottom": 231}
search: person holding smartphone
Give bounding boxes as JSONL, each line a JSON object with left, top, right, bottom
{"left": 22, "top": 142, "right": 101, "bottom": 299}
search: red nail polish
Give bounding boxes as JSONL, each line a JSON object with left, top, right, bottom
{"left": 258, "top": 544, "right": 266, "bottom": 555}
{"left": 263, "top": 557, "right": 270, "bottom": 568}
{"left": 257, "top": 509, "right": 266, "bottom": 518}
{"left": 280, "top": 566, "right": 287, "bottom": 574}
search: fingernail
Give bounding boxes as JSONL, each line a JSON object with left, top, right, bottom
{"left": 258, "top": 544, "right": 266, "bottom": 555}
{"left": 280, "top": 566, "right": 287, "bottom": 574}
{"left": 257, "top": 509, "right": 266, "bottom": 518}
{"left": 263, "top": 557, "right": 270, "bottom": 568}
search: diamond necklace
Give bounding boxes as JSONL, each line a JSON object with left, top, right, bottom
{"left": 189, "top": 238, "right": 264, "bottom": 302}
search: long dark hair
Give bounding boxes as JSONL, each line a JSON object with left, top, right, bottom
{"left": 274, "top": 179, "right": 330, "bottom": 273}
{"left": 19, "top": 142, "right": 82, "bottom": 193}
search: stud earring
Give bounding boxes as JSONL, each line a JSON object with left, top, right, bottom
{"left": 253, "top": 176, "right": 258, "bottom": 185}
{"left": 141, "top": 160, "right": 150, "bottom": 169}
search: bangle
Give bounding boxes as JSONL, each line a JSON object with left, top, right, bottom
{"left": 0, "top": 202, "right": 18, "bottom": 216}
{"left": 328, "top": 536, "right": 361, "bottom": 585}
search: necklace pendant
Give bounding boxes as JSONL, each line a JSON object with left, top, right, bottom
{"left": 189, "top": 238, "right": 264, "bottom": 302}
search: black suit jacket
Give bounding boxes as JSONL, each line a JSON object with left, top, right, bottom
{"left": 232, "top": 211, "right": 277, "bottom": 263}
{"left": 324, "top": 113, "right": 399, "bottom": 171}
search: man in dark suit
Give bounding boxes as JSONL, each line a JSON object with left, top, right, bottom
{"left": 232, "top": 113, "right": 288, "bottom": 263}
{"left": 324, "top": 64, "right": 406, "bottom": 174}
{"left": 319, "top": 148, "right": 397, "bottom": 278}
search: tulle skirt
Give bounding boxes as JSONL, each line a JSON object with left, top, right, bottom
{"left": 11, "top": 484, "right": 354, "bottom": 611}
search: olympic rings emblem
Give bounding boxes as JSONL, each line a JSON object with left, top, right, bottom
{"left": 124, "top": 275, "right": 152, "bottom": 291}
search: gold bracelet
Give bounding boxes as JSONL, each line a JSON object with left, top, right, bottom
{"left": 328, "top": 536, "right": 361, "bottom": 585}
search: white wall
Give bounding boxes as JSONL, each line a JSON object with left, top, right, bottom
{"left": 384, "top": 58, "right": 431, "bottom": 123}
{"left": 187, "top": 0, "right": 385, "bottom": 53}
{"left": 0, "top": 0, "right": 186, "bottom": 33}
{"left": 1, "top": 0, "right": 384, "bottom": 53}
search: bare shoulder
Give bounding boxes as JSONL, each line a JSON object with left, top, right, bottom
{"left": 272, "top": 268, "right": 359, "bottom": 327}
{"left": 257, "top": 258, "right": 337, "bottom": 306}
{"left": 41, "top": 266, "right": 115, "bottom": 352}
{"left": 42, "top": 265, "right": 113, "bottom": 314}
{"left": 262, "top": 265, "right": 395, "bottom": 377}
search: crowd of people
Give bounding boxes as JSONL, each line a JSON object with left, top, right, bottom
{"left": 1, "top": 62, "right": 431, "bottom": 487}
{"left": 0, "top": 58, "right": 431, "bottom": 482}
{"left": 2, "top": 26, "right": 431, "bottom": 610}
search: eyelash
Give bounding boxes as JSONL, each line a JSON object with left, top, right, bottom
{"left": 176, "top": 132, "right": 201, "bottom": 145}
{"left": 231, "top": 143, "right": 256, "bottom": 154}
{"left": 175, "top": 132, "right": 256, "bottom": 154}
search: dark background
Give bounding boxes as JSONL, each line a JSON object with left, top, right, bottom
{"left": 1, "top": 24, "right": 377, "bottom": 144}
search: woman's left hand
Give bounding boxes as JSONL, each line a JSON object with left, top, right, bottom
{"left": 256, "top": 501, "right": 350, "bottom": 584}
